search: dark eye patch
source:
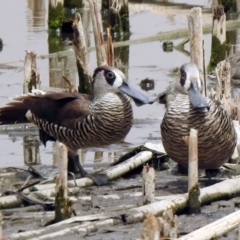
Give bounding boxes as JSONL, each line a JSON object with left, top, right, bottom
{"left": 105, "top": 70, "right": 116, "bottom": 86}
{"left": 180, "top": 68, "right": 186, "bottom": 87}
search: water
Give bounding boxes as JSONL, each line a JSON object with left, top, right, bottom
{"left": 0, "top": 0, "right": 239, "bottom": 168}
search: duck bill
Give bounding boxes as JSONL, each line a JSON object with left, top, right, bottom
{"left": 119, "top": 80, "right": 154, "bottom": 106}
{"left": 188, "top": 82, "right": 210, "bottom": 110}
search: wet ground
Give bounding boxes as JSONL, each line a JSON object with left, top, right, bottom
{"left": 0, "top": 0, "right": 240, "bottom": 239}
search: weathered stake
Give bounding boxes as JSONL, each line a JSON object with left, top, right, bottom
{"left": 188, "top": 128, "right": 201, "bottom": 214}
{"left": 72, "top": 13, "right": 92, "bottom": 94}
{"left": 88, "top": 0, "right": 107, "bottom": 66}
{"left": 208, "top": 5, "right": 226, "bottom": 71}
{"left": 215, "top": 60, "right": 232, "bottom": 117}
{"left": 54, "top": 143, "right": 72, "bottom": 222}
{"left": 142, "top": 164, "right": 155, "bottom": 205}
{"left": 24, "top": 50, "right": 40, "bottom": 94}
{"left": 188, "top": 7, "right": 206, "bottom": 96}
{"left": 107, "top": 28, "right": 114, "bottom": 67}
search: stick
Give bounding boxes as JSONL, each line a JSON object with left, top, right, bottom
{"left": 188, "top": 7, "right": 206, "bottom": 96}
{"left": 87, "top": 0, "right": 107, "bottom": 66}
{"left": 188, "top": 129, "right": 200, "bottom": 214}
{"left": 72, "top": 13, "right": 92, "bottom": 94}
{"left": 54, "top": 143, "right": 72, "bottom": 222}
{"left": 142, "top": 164, "right": 155, "bottom": 205}
{"left": 107, "top": 28, "right": 114, "bottom": 67}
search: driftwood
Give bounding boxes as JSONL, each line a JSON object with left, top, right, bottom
{"left": 188, "top": 7, "right": 206, "bottom": 96}
{"left": 7, "top": 175, "right": 240, "bottom": 239}
{"left": 126, "top": 176, "right": 240, "bottom": 224}
{"left": 0, "top": 151, "right": 154, "bottom": 210}
{"left": 179, "top": 209, "right": 240, "bottom": 240}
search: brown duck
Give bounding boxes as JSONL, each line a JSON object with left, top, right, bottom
{"left": 161, "top": 63, "right": 236, "bottom": 169}
{"left": 0, "top": 66, "right": 153, "bottom": 184}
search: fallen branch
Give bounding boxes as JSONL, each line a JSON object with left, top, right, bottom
{"left": 179, "top": 209, "right": 240, "bottom": 240}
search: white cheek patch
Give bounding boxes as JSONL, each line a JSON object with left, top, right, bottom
{"left": 112, "top": 74, "right": 123, "bottom": 89}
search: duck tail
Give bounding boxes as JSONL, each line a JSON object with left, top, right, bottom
{"left": 0, "top": 97, "right": 29, "bottom": 125}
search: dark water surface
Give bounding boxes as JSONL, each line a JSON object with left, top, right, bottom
{"left": 0, "top": 0, "right": 239, "bottom": 168}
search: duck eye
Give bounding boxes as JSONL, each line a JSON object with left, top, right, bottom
{"left": 181, "top": 71, "right": 186, "bottom": 78}
{"left": 106, "top": 72, "right": 115, "bottom": 79}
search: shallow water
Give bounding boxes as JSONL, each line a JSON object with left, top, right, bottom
{"left": 0, "top": 0, "right": 239, "bottom": 168}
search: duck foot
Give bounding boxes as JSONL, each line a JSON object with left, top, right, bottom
{"left": 67, "top": 151, "right": 108, "bottom": 186}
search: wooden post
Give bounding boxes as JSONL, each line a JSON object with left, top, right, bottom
{"left": 88, "top": 0, "right": 107, "bottom": 66}
{"left": 188, "top": 128, "right": 201, "bottom": 214}
{"left": 208, "top": 5, "right": 226, "bottom": 72}
{"left": 24, "top": 51, "right": 40, "bottom": 94}
{"left": 23, "top": 51, "right": 41, "bottom": 166}
{"left": 54, "top": 143, "right": 72, "bottom": 222}
{"left": 72, "top": 13, "right": 92, "bottom": 94}
{"left": 142, "top": 164, "right": 155, "bottom": 205}
{"left": 188, "top": 7, "right": 206, "bottom": 96}
{"left": 215, "top": 60, "right": 232, "bottom": 116}
{"left": 107, "top": 28, "right": 114, "bottom": 67}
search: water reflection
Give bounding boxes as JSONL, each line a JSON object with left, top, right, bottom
{"left": 0, "top": 0, "right": 239, "bottom": 169}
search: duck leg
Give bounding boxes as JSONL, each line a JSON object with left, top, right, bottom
{"left": 67, "top": 151, "right": 108, "bottom": 186}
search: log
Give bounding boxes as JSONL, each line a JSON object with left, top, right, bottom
{"left": 126, "top": 176, "right": 240, "bottom": 224}
{"left": 28, "top": 218, "right": 121, "bottom": 240}
{"left": 178, "top": 209, "right": 240, "bottom": 240}
{"left": 27, "top": 150, "right": 153, "bottom": 192}
{"left": 188, "top": 129, "right": 201, "bottom": 214}
{"left": 9, "top": 176, "right": 240, "bottom": 239}
{"left": 142, "top": 164, "right": 155, "bottom": 205}
{"left": 0, "top": 195, "right": 22, "bottom": 210}
{"left": 188, "top": 7, "right": 206, "bottom": 96}
{"left": 10, "top": 213, "right": 121, "bottom": 239}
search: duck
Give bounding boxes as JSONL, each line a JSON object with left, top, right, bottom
{"left": 160, "top": 63, "right": 237, "bottom": 169}
{"left": 0, "top": 66, "right": 153, "bottom": 185}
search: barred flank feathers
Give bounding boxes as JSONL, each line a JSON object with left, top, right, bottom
{"left": 161, "top": 95, "right": 236, "bottom": 169}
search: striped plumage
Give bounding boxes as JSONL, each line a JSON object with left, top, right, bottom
{"left": 25, "top": 91, "right": 133, "bottom": 150}
{"left": 0, "top": 66, "right": 152, "bottom": 181}
{"left": 161, "top": 63, "right": 236, "bottom": 169}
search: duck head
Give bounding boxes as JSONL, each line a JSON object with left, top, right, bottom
{"left": 92, "top": 66, "right": 154, "bottom": 106}
{"left": 175, "top": 63, "right": 210, "bottom": 110}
